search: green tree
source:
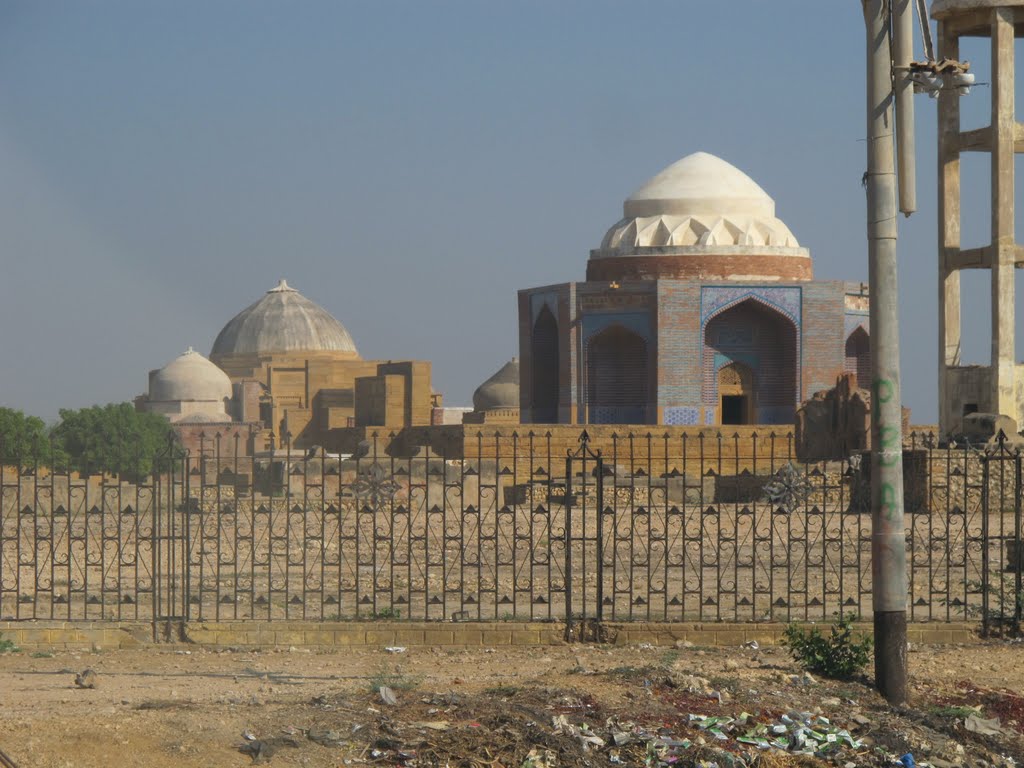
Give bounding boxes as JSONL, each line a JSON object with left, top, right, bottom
{"left": 0, "top": 407, "right": 58, "bottom": 464}
{"left": 51, "top": 403, "right": 175, "bottom": 481}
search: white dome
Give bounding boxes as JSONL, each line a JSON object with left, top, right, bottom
{"left": 598, "top": 152, "right": 801, "bottom": 254}
{"left": 211, "top": 279, "right": 358, "bottom": 358}
{"left": 150, "top": 348, "right": 233, "bottom": 402}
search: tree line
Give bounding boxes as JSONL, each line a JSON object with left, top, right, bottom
{"left": 0, "top": 403, "right": 174, "bottom": 481}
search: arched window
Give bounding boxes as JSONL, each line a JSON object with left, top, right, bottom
{"left": 587, "top": 326, "right": 650, "bottom": 424}
{"left": 703, "top": 299, "right": 797, "bottom": 425}
{"left": 844, "top": 327, "right": 871, "bottom": 389}
{"left": 530, "top": 306, "right": 560, "bottom": 423}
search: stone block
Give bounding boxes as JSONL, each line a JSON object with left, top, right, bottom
{"left": 303, "top": 630, "right": 335, "bottom": 645}
{"left": 713, "top": 630, "right": 745, "bottom": 645}
{"left": 481, "top": 630, "right": 513, "bottom": 645}
{"left": 511, "top": 630, "right": 541, "bottom": 645}
{"left": 364, "top": 629, "right": 397, "bottom": 645}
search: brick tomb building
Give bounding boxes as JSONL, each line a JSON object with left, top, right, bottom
{"left": 517, "top": 152, "right": 871, "bottom": 426}
{"left": 136, "top": 279, "right": 433, "bottom": 455}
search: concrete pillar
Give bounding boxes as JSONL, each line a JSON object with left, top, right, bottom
{"left": 938, "top": 22, "right": 962, "bottom": 435}
{"left": 991, "top": 8, "right": 1016, "bottom": 418}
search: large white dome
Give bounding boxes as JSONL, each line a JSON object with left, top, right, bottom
{"left": 598, "top": 152, "right": 802, "bottom": 253}
{"left": 150, "top": 347, "right": 233, "bottom": 402}
{"left": 212, "top": 279, "right": 358, "bottom": 358}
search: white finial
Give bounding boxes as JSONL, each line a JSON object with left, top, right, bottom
{"left": 269, "top": 278, "right": 295, "bottom": 293}
{"left": 185, "top": 346, "right": 195, "bottom": 355}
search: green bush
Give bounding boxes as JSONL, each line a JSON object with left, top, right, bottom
{"left": 0, "top": 632, "right": 18, "bottom": 653}
{"left": 782, "top": 613, "right": 872, "bottom": 680}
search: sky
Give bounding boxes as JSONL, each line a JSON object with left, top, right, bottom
{"left": 0, "top": 1, "right": 1017, "bottom": 424}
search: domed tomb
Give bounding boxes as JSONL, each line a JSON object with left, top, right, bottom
{"left": 588, "top": 152, "right": 811, "bottom": 282}
{"left": 211, "top": 279, "right": 359, "bottom": 360}
{"left": 465, "top": 358, "right": 520, "bottom": 424}
{"left": 144, "top": 347, "right": 233, "bottom": 423}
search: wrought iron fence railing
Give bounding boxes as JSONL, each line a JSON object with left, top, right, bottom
{"left": 0, "top": 430, "right": 1020, "bottom": 633}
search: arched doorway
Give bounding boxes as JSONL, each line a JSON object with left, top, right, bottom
{"left": 586, "top": 326, "right": 650, "bottom": 424}
{"left": 530, "top": 306, "right": 560, "bottom": 423}
{"left": 703, "top": 298, "right": 797, "bottom": 425}
{"left": 844, "top": 327, "right": 870, "bottom": 390}
{"left": 718, "top": 361, "right": 755, "bottom": 425}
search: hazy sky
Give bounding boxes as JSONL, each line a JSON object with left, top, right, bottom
{"left": 0, "top": 2, "right": 1016, "bottom": 423}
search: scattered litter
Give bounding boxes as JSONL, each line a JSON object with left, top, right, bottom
{"left": 744, "top": 640, "right": 760, "bottom": 650}
{"left": 411, "top": 721, "right": 450, "bottom": 731}
{"left": 379, "top": 686, "right": 398, "bottom": 706}
{"left": 964, "top": 714, "right": 1003, "bottom": 736}
{"left": 522, "top": 747, "right": 557, "bottom": 768}
{"left": 900, "top": 753, "right": 916, "bottom": 768}
{"left": 74, "top": 669, "right": 98, "bottom": 689}
{"left": 385, "top": 647, "right": 407, "bottom": 654}
{"left": 307, "top": 728, "right": 345, "bottom": 747}
{"left": 241, "top": 730, "right": 257, "bottom": 742}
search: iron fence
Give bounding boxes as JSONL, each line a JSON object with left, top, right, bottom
{"left": 0, "top": 430, "right": 1020, "bottom": 633}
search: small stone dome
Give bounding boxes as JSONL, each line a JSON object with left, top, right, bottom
{"left": 150, "top": 347, "right": 233, "bottom": 402}
{"left": 473, "top": 358, "right": 520, "bottom": 411}
{"left": 211, "top": 279, "right": 358, "bottom": 358}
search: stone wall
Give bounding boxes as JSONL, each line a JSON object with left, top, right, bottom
{"left": 0, "top": 620, "right": 978, "bottom": 650}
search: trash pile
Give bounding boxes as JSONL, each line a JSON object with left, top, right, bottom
{"left": 551, "top": 709, "right": 864, "bottom": 767}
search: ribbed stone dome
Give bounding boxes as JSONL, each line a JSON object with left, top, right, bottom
{"left": 473, "top": 358, "right": 520, "bottom": 411}
{"left": 211, "top": 279, "right": 358, "bottom": 358}
{"left": 150, "top": 348, "right": 233, "bottom": 402}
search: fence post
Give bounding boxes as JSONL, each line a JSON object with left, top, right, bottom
{"left": 981, "top": 454, "right": 991, "bottom": 637}
{"left": 1015, "top": 450, "right": 1023, "bottom": 629}
{"left": 595, "top": 455, "right": 604, "bottom": 622}
{"left": 564, "top": 454, "right": 573, "bottom": 638}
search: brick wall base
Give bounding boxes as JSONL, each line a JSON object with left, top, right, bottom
{"left": 0, "top": 620, "right": 979, "bottom": 650}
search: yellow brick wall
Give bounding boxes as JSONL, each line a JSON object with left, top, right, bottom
{"left": 0, "top": 620, "right": 978, "bottom": 650}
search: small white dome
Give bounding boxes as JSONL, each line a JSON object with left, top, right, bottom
{"left": 624, "top": 152, "right": 775, "bottom": 219}
{"left": 150, "top": 348, "right": 233, "bottom": 402}
{"left": 212, "top": 279, "right": 358, "bottom": 358}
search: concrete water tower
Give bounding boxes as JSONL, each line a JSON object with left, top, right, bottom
{"left": 934, "top": 0, "right": 1024, "bottom": 435}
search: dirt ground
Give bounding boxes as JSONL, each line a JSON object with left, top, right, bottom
{"left": 0, "top": 637, "right": 1022, "bottom": 768}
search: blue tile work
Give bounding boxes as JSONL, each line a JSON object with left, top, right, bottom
{"left": 844, "top": 312, "right": 869, "bottom": 338}
{"left": 530, "top": 291, "right": 562, "bottom": 326}
{"left": 581, "top": 312, "right": 652, "bottom": 344}
{"left": 704, "top": 407, "right": 716, "bottom": 425}
{"left": 590, "top": 406, "right": 647, "bottom": 424}
{"left": 700, "top": 286, "right": 802, "bottom": 328}
{"left": 656, "top": 281, "right": 703, "bottom": 409}
{"left": 664, "top": 407, "right": 699, "bottom": 426}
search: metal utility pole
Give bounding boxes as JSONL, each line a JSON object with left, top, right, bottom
{"left": 863, "top": 0, "right": 908, "bottom": 705}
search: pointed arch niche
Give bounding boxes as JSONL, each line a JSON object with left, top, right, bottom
{"left": 844, "top": 326, "right": 871, "bottom": 390}
{"left": 703, "top": 298, "right": 798, "bottom": 425}
{"left": 586, "top": 325, "right": 650, "bottom": 424}
{"left": 530, "top": 305, "right": 560, "bottom": 423}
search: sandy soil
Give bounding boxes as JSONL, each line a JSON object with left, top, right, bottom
{"left": 0, "top": 639, "right": 1022, "bottom": 768}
